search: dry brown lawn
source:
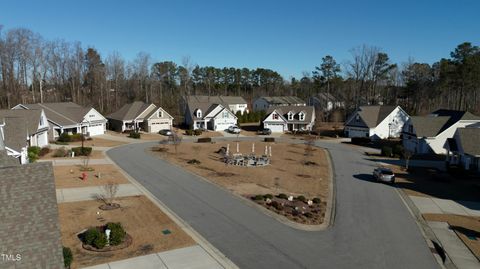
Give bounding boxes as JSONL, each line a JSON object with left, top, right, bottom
{"left": 69, "top": 138, "right": 127, "bottom": 147}
{"left": 423, "top": 214, "right": 480, "bottom": 260}
{"left": 41, "top": 149, "right": 105, "bottom": 160}
{"left": 152, "top": 141, "right": 331, "bottom": 199}
{"left": 54, "top": 165, "right": 129, "bottom": 188}
{"left": 58, "top": 196, "right": 195, "bottom": 269}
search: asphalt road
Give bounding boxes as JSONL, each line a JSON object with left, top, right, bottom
{"left": 107, "top": 138, "right": 439, "bottom": 269}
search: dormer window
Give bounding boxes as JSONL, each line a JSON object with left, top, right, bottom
{"left": 287, "top": 111, "right": 294, "bottom": 121}
{"left": 272, "top": 113, "right": 279, "bottom": 120}
{"left": 196, "top": 109, "right": 202, "bottom": 118}
{"left": 299, "top": 112, "right": 305, "bottom": 121}
{"left": 355, "top": 115, "right": 360, "bottom": 121}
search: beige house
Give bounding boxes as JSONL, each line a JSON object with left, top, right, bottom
{"left": 107, "top": 101, "right": 173, "bottom": 133}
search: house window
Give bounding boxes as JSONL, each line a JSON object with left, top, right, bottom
{"left": 223, "top": 111, "right": 229, "bottom": 118}
{"left": 355, "top": 115, "right": 360, "bottom": 121}
{"left": 288, "top": 112, "right": 293, "bottom": 120}
{"left": 196, "top": 109, "right": 202, "bottom": 118}
{"left": 39, "top": 116, "right": 44, "bottom": 126}
{"left": 272, "top": 113, "right": 279, "bottom": 120}
{"left": 299, "top": 112, "right": 305, "bottom": 121}
{"left": 158, "top": 111, "right": 163, "bottom": 118}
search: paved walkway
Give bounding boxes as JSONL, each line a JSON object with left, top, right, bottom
{"left": 40, "top": 158, "right": 112, "bottom": 166}
{"left": 410, "top": 196, "right": 480, "bottom": 217}
{"left": 83, "top": 245, "right": 224, "bottom": 269}
{"left": 56, "top": 183, "right": 142, "bottom": 203}
{"left": 428, "top": 221, "right": 480, "bottom": 269}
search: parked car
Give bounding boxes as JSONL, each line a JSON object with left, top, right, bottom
{"left": 373, "top": 167, "right": 395, "bottom": 183}
{"left": 228, "top": 125, "right": 241, "bottom": 134}
{"left": 159, "top": 129, "right": 173, "bottom": 136}
{"left": 258, "top": 128, "right": 272, "bottom": 135}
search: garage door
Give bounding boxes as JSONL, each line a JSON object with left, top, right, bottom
{"left": 266, "top": 123, "right": 284, "bottom": 133}
{"left": 215, "top": 122, "right": 232, "bottom": 131}
{"left": 88, "top": 123, "right": 105, "bottom": 136}
{"left": 149, "top": 121, "right": 171, "bottom": 133}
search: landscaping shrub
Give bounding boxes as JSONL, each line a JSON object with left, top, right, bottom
{"left": 296, "top": 195, "right": 306, "bottom": 202}
{"left": 70, "top": 133, "right": 84, "bottom": 142}
{"left": 187, "top": 159, "right": 201, "bottom": 164}
{"left": 58, "top": 133, "right": 72, "bottom": 142}
{"left": 277, "top": 193, "right": 288, "bottom": 199}
{"left": 193, "top": 129, "right": 203, "bottom": 136}
{"left": 185, "top": 129, "right": 194, "bottom": 136}
{"left": 351, "top": 137, "right": 371, "bottom": 145}
{"left": 63, "top": 247, "right": 73, "bottom": 269}
{"left": 93, "top": 233, "right": 107, "bottom": 249}
{"left": 264, "top": 137, "right": 275, "bottom": 142}
{"left": 53, "top": 147, "right": 69, "bottom": 157}
{"left": 197, "top": 137, "right": 212, "bottom": 143}
{"left": 263, "top": 194, "right": 273, "bottom": 199}
{"left": 27, "top": 146, "right": 41, "bottom": 162}
{"left": 312, "top": 197, "right": 321, "bottom": 204}
{"left": 71, "top": 147, "right": 92, "bottom": 156}
{"left": 106, "top": 222, "right": 126, "bottom": 246}
{"left": 39, "top": 147, "right": 50, "bottom": 157}
{"left": 381, "top": 146, "right": 393, "bottom": 157}
{"left": 128, "top": 132, "right": 141, "bottom": 139}
{"left": 393, "top": 144, "right": 404, "bottom": 158}
{"left": 83, "top": 228, "right": 100, "bottom": 246}
{"left": 253, "top": 195, "right": 264, "bottom": 201}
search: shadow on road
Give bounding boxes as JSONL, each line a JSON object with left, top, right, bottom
{"left": 353, "top": 174, "right": 375, "bottom": 182}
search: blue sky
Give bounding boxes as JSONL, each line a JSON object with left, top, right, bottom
{"left": 1, "top": 0, "right": 479, "bottom": 78}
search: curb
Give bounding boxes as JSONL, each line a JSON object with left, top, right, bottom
{"left": 394, "top": 187, "right": 455, "bottom": 269}
{"left": 105, "top": 148, "right": 239, "bottom": 269}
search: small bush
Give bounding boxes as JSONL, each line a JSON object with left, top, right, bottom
{"left": 58, "top": 133, "right": 72, "bottom": 142}
{"left": 351, "top": 137, "right": 371, "bottom": 145}
{"left": 106, "top": 222, "right": 126, "bottom": 246}
{"left": 185, "top": 129, "right": 194, "bottom": 136}
{"left": 277, "top": 193, "right": 288, "bottom": 199}
{"left": 312, "top": 197, "right": 321, "bottom": 204}
{"left": 197, "top": 137, "right": 212, "bottom": 143}
{"left": 63, "top": 247, "right": 73, "bottom": 268}
{"left": 263, "top": 194, "right": 273, "bottom": 199}
{"left": 381, "top": 146, "right": 393, "bottom": 157}
{"left": 187, "top": 159, "right": 201, "bottom": 164}
{"left": 70, "top": 133, "right": 84, "bottom": 142}
{"left": 71, "top": 147, "right": 92, "bottom": 156}
{"left": 83, "top": 228, "right": 100, "bottom": 246}
{"left": 39, "top": 147, "right": 50, "bottom": 157}
{"left": 264, "top": 137, "right": 275, "bottom": 142}
{"left": 296, "top": 195, "right": 306, "bottom": 202}
{"left": 393, "top": 144, "right": 404, "bottom": 158}
{"left": 28, "top": 146, "right": 41, "bottom": 155}
{"left": 53, "top": 147, "right": 69, "bottom": 157}
{"left": 93, "top": 233, "right": 107, "bottom": 249}
{"left": 128, "top": 132, "right": 141, "bottom": 139}
{"left": 193, "top": 129, "right": 203, "bottom": 136}
{"left": 253, "top": 195, "right": 264, "bottom": 201}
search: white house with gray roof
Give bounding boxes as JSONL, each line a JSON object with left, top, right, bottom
{"left": 0, "top": 109, "right": 49, "bottom": 164}
{"left": 13, "top": 102, "right": 107, "bottom": 139}
{"left": 184, "top": 96, "right": 243, "bottom": 130}
{"left": 107, "top": 101, "right": 173, "bottom": 133}
{"left": 403, "top": 109, "right": 480, "bottom": 154}
{"left": 344, "top": 105, "right": 409, "bottom": 139}
{"left": 253, "top": 96, "right": 306, "bottom": 112}
{"left": 262, "top": 106, "right": 315, "bottom": 133}
{"left": 445, "top": 127, "right": 480, "bottom": 172}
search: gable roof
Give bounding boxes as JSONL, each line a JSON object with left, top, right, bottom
{"left": 0, "top": 150, "right": 19, "bottom": 167}
{"left": 348, "top": 105, "right": 398, "bottom": 128}
{"left": 18, "top": 102, "right": 93, "bottom": 126}
{"left": 431, "top": 109, "right": 480, "bottom": 133}
{"left": 312, "top": 92, "right": 341, "bottom": 103}
{"left": 0, "top": 109, "right": 43, "bottom": 135}
{"left": 2, "top": 117, "right": 28, "bottom": 153}
{"left": 185, "top": 95, "right": 246, "bottom": 120}
{"left": 409, "top": 116, "right": 451, "bottom": 137}
{"left": 0, "top": 161, "right": 64, "bottom": 267}
{"left": 260, "top": 96, "right": 305, "bottom": 105}
{"left": 265, "top": 106, "right": 314, "bottom": 123}
{"left": 107, "top": 101, "right": 152, "bottom": 121}
{"left": 457, "top": 128, "right": 480, "bottom": 156}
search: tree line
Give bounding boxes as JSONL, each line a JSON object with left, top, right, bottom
{"left": 1, "top": 25, "right": 479, "bottom": 122}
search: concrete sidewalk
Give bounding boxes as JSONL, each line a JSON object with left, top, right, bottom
{"left": 82, "top": 245, "right": 224, "bottom": 269}
{"left": 40, "top": 158, "right": 112, "bottom": 166}
{"left": 56, "top": 183, "right": 142, "bottom": 203}
{"left": 410, "top": 196, "right": 480, "bottom": 217}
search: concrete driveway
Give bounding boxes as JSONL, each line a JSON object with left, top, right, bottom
{"left": 107, "top": 139, "right": 438, "bottom": 269}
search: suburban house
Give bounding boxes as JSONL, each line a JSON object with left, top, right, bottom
{"left": 253, "top": 96, "right": 306, "bottom": 111}
{"left": 262, "top": 106, "right": 316, "bottom": 133}
{"left": 344, "top": 105, "right": 409, "bottom": 139}
{"left": 13, "top": 102, "right": 107, "bottom": 139}
{"left": 0, "top": 151, "right": 64, "bottom": 268}
{"left": 403, "top": 109, "right": 480, "bottom": 154}
{"left": 445, "top": 127, "right": 480, "bottom": 172}
{"left": 107, "top": 101, "right": 174, "bottom": 133}
{"left": 308, "top": 92, "right": 345, "bottom": 112}
{"left": 184, "top": 96, "right": 242, "bottom": 131}
{"left": 0, "top": 109, "right": 50, "bottom": 164}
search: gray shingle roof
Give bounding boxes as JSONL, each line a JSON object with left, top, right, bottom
{"left": 0, "top": 109, "right": 43, "bottom": 135}
{"left": 349, "top": 105, "right": 397, "bottom": 128}
{"left": 261, "top": 96, "right": 306, "bottom": 105}
{"left": 20, "top": 102, "right": 92, "bottom": 126}
{"left": 0, "top": 161, "right": 64, "bottom": 268}
{"left": 265, "top": 106, "right": 315, "bottom": 123}
{"left": 185, "top": 95, "right": 246, "bottom": 120}
{"left": 409, "top": 116, "right": 451, "bottom": 137}
{"left": 2, "top": 117, "right": 28, "bottom": 153}
{"left": 0, "top": 150, "right": 20, "bottom": 167}
{"left": 107, "top": 101, "right": 152, "bottom": 121}
{"left": 457, "top": 128, "right": 480, "bottom": 156}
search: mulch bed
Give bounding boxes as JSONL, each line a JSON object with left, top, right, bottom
{"left": 99, "top": 203, "right": 121, "bottom": 211}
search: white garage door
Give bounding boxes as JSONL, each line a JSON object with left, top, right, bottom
{"left": 149, "top": 121, "right": 171, "bottom": 133}
{"left": 215, "top": 122, "right": 232, "bottom": 131}
{"left": 266, "top": 123, "right": 284, "bottom": 133}
{"left": 88, "top": 123, "right": 105, "bottom": 136}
